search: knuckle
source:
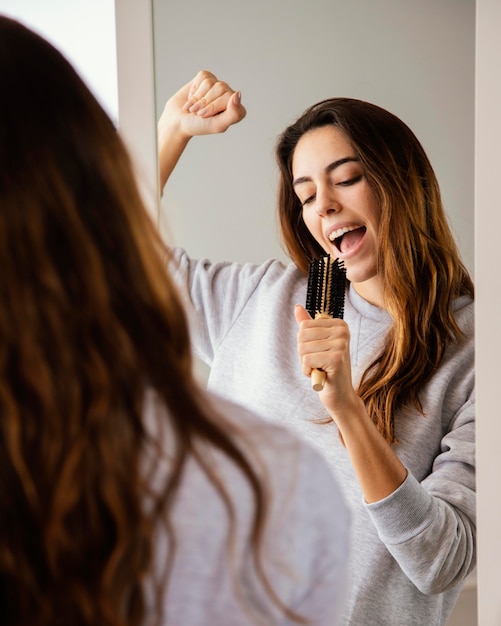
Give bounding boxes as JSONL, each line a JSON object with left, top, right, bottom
{"left": 200, "top": 78, "right": 215, "bottom": 91}
{"left": 198, "top": 69, "right": 215, "bottom": 80}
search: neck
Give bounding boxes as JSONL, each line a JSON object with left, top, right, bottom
{"left": 351, "top": 277, "right": 385, "bottom": 309}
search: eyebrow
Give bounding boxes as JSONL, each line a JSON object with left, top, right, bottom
{"left": 292, "top": 156, "right": 359, "bottom": 188}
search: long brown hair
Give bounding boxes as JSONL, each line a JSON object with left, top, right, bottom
{"left": 276, "top": 98, "right": 474, "bottom": 443}
{"left": 0, "top": 16, "right": 293, "bottom": 626}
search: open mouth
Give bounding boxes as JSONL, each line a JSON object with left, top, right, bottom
{"left": 330, "top": 226, "right": 367, "bottom": 254}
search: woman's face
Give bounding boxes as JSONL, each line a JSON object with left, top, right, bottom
{"left": 292, "top": 125, "right": 384, "bottom": 307}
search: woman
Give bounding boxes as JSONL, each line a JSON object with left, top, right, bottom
{"left": 0, "top": 18, "right": 350, "bottom": 626}
{"left": 159, "top": 70, "right": 475, "bottom": 625}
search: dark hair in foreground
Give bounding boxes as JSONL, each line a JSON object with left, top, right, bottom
{"left": 0, "top": 16, "right": 296, "bottom": 626}
{"left": 276, "top": 98, "right": 474, "bottom": 443}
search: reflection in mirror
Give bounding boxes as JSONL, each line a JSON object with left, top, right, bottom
{"left": 154, "top": 0, "right": 474, "bottom": 275}
{"left": 154, "top": 1, "right": 476, "bottom": 624}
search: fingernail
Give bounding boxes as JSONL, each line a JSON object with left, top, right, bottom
{"left": 234, "top": 91, "right": 241, "bottom": 105}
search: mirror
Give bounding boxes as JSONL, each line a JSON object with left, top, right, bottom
{"left": 152, "top": 0, "right": 477, "bottom": 622}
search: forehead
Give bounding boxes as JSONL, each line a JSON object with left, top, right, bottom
{"left": 292, "top": 126, "right": 355, "bottom": 176}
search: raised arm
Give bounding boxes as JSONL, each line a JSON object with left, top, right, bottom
{"left": 157, "top": 70, "right": 247, "bottom": 190}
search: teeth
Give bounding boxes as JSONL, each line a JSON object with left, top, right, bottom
{"left": 328, "top": 226, "right": 359, "bottom": 242}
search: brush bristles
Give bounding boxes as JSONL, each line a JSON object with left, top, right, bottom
{"left": 306, "top": 256, "right": 346, "bottom": 319}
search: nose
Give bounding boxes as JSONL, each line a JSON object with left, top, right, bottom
{"left": 315, "top": 183, "right": 340, "bottom": 216}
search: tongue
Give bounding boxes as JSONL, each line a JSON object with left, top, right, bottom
{"left": 340, "top": 228, "right": 365, "bottom": 253}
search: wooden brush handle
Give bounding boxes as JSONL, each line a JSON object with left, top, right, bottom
{"left": 311, "top": 311, "right": 330, "bottom": 392}
{"left": 311, "top": 368, "right": 327, "bottom": 391}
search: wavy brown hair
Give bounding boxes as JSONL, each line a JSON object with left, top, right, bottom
{"left": 0, "top": 16, "right": 298, "bottom": 626}
{"left": 276, "top": 98, "right": 474, "bottom": 444}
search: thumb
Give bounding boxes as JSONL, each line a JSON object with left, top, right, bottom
{"left": 294, "top": 303, "right": 311, "bottom": 325}
{"left": 228, "top": 91, "right": 247, "bottom": 122}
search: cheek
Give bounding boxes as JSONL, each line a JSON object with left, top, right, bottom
{"left": 301, "top": 209, "right": 311, "bottom": 231}
{"left": 302, "top": 215, "right": 326, "bottom": 251}
{"left": 301, "top": 209, "right": 319, "bottom": 236}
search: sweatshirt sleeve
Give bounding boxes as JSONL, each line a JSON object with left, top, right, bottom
{"left": 168, "top": 247, "right": 284, "bottom": 364}
{"left": 365, "top": 389, "right": 475, "bottom": 595}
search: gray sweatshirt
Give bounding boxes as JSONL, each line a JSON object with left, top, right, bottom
{"left": 170, "top": 248, "right": 476, "bottom": 626}
{"left": 143, "top": 389, "right": 350, "bottom": 625}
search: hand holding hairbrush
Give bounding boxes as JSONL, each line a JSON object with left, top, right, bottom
{"left": 305, "top": 256, "right": 346, "bottom": 392}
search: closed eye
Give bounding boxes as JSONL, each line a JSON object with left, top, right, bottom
{"left": 301, "top": 195, "right": 315, "bottom": 206}
{"left": 298, "top": 173, "right": 363, "bottom": 206}
{"left": 338, "top": 174, "right": 363, "bottom": 187}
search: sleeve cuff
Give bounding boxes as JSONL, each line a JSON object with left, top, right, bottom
{"left": 365, "top": 470, "right": 434, "bottom": 545}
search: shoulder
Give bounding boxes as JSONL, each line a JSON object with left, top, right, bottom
{"left": 142, "top": 386, "right": 349, "bottom": 527}
{"left": 151, "top": 388, "right": 350, "bottom": 624}
{"left": 204, "top": 391, "right": 349, "bottom": 519}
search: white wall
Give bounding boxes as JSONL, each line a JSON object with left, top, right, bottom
{"left": 0, "top": 0, "right": 158, "bottom": 219}
{"left": 0, "top": 0, "right": 118, "bottom": 122}
{"left": 153, "top": 0, "right": 475, "bottom": 278}
{"left": 475, "top": 0, "right": 501, "bottom": 623}
{"left": 114, "top": 0, "right": 158, "bottom": 219}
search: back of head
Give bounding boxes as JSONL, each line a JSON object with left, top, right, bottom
{"left": 0, "top": 15, "right": 195, "bottom": 625}
{"left": 0, "top": 18, "right": 284, "bottom": 626}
